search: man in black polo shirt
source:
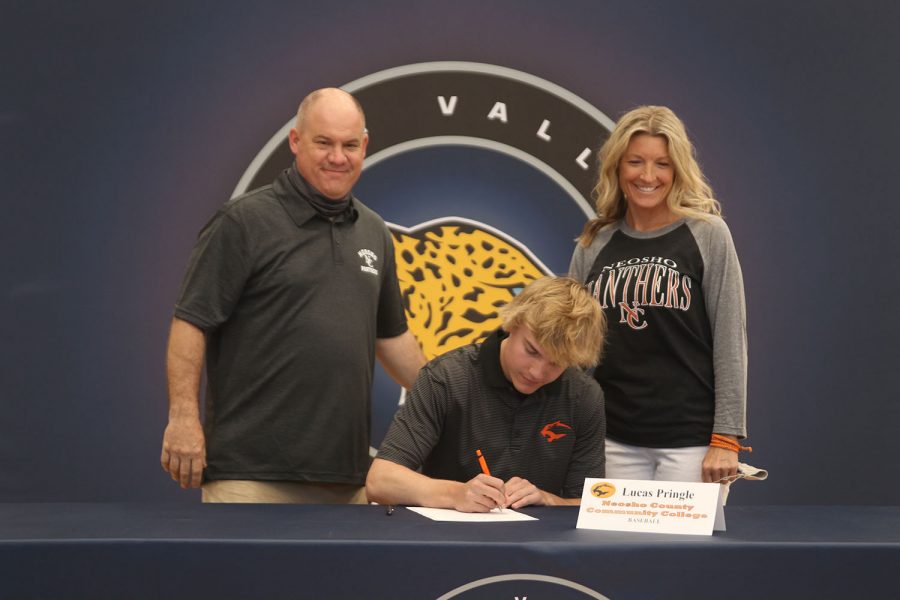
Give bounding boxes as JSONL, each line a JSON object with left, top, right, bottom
{"left": 160, "top": 88, "right": 426, "bottom": 503}
{"left": 366, "top": 277, "right": 607, "bottom": 512}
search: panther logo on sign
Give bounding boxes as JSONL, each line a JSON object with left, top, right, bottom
{"left": 233, "top": 62, "right": 614, "bottom": 450}
{"left": 591, "top": 482, "right": 617, "bottom": 499}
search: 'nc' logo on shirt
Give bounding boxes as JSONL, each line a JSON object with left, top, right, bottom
{"left": 618, "top": 302, "right": 648, "bottom": 330}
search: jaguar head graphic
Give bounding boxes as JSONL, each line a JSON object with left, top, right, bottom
{"left": 390, "top": 217, "right": 552, "bottom": 360}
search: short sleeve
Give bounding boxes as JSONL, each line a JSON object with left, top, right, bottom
{"left": 374, "top": 365, "right": 449, "bottom": 470}
{"left": 174, "top": 209, "right": 252, "bottom": 332}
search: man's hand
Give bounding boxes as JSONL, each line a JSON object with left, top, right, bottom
{"left": 503, "top": 476, "right": 547, "bottom": 509}
{"left": 161, "top": 416, "right": 206, "bottom": 488}
{"left": 163, "top": 317, "right": 207, "bottom": 489}
{"left": 504, "top": 476, "right": 582, "bottom": 507}
{"left": 453, "top": 473, "right": 506, "bottom": 513}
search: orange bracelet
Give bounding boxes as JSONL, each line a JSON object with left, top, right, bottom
{"left": 709, "top": 433, "right": 752, "bottom": 453}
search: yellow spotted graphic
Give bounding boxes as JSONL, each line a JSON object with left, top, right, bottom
{"left": 391, "top": 219, "right": 550, "bottom": 360}
{"left": 591, "top": 482, "right": 616, "bottom": 499}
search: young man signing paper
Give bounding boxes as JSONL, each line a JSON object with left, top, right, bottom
{"left": 366, "top": 277, "right": 607, "bottom": 513}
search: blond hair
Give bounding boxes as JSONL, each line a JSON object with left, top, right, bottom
{"left": 579, "top": 105, "right": 720, "bottom": 246}
{"left": 499, "top": 276, "right": 605, "bottom": 368}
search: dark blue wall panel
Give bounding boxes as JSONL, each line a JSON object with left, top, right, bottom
{"left": 2, "top": 1, "right": 898, "bottom": 504}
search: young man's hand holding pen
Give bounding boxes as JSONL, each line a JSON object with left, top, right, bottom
{"left": 448, "top": 448, "right": 506, "bottom": 513}
{"left": 470, "top": 448, "right": 506, "bottom": 512}
{"left": 453, "top": 473, "right": 507, "bottom": 513}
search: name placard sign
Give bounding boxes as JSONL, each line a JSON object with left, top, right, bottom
{"left": 577, "top": 478, "right": 721, "bottom": 536}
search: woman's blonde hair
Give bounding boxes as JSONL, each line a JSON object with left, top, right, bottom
{"left": 579, "top": 105, "right": 721, "bottom": 246}
{"left": 499, "top": 276, "right": 605, "bottom": 368}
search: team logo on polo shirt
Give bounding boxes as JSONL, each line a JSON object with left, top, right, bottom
{"left": 540, "top": 419, "right": 572, "bottom": 443}
{"left": 232, "top": 62, "right": 614, "bottom": 448}
{"left": 358, "top": 248, "right": 379, "bottom": 275}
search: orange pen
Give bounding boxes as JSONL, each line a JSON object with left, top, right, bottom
{"left": 476, "top": 449, "right": 503, "bottom": 511}
{"left": 476, "top": 448, "right": 492, "bottom": 476}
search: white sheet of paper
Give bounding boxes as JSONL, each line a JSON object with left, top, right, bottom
{"left": 406, "top": 506, "right": 537, "bottom": 522}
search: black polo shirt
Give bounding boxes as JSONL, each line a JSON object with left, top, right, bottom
{"left": 175, "top": 165, "right": 407, "bottom": 485}
{"left": 376, "top": 329, "right": 606, "bottom": 498}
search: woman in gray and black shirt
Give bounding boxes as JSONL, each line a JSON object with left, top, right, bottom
{"left": 570, "top": 105, "right": 749, "bottom": 483}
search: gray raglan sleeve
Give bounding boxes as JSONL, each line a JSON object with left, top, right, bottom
{"left": 689, "top": 217, "right": 748, "bottom": 438}
{"left": 568, "top": 227, "right": 614, "bottom": 283}
{"left": 568, "top": 242, "right": 591, "bottom": 282}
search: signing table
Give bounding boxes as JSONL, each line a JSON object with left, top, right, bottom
{"left": 1, "top": 503, "right": 897, "bottom": 599}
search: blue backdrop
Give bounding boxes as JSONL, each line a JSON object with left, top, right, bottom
{"left": 3, "top": 1, "right": 899, "bottom": 505}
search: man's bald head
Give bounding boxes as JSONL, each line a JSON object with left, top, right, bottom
{"left": 295, "top": 88, "right": 366, "bottom": 133}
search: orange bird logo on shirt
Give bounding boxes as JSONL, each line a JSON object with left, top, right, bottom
{"left": 540, "top": 420, "right": 572, "bottom": 443}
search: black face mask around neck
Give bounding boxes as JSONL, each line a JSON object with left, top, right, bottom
{"left": 288, "top": 164, "right": 351, "bottom": 219}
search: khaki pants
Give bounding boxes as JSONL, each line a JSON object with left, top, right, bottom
{"left": 202, "top": 480, "right": 368, "bottom": 504}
